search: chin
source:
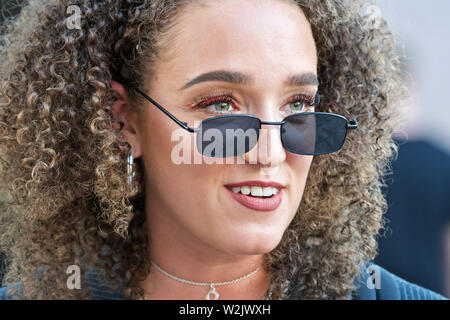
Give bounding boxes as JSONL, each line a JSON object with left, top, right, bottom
{"left": 221, "top": 230, "right": 285, "bottom": 255}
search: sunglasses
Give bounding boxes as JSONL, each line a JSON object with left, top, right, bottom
{"left": 132, "top": 87, "right": 358, "bottom": 158}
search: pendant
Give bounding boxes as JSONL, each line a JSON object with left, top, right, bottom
{"left": 206, "top": 284, "right": 219, "bottom": 300}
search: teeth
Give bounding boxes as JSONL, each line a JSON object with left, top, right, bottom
{"left": 231, "top": 187, "right": 240, "bottom": 193}
{"left": 240, "top": 186, "right": 250, "bottom": 195}
{"left": 228, "top": 186, "right": 280, "bottom": 197}
{"left": 250, "top": 186, "right": 263, "bottom": 197}
{"left": 263, "top": 187, "right": 273, "bottom": 197}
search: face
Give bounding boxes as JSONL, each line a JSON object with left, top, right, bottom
{"left": 124, "top": 0, "right": 317, "bottom": 255}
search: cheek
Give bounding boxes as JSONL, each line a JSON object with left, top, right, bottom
{"left": 138, "top": 114, "right": 220, "bottom": 205}
{"left": 290, "top": 152, "right": 313, "bottom": 176}
{"left": 288, "top": 154, "right": 313, "bottom": 203}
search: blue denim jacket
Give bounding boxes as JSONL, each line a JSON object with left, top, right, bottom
{"left": 0, "top": 263, "right": 447, "bottom": 300}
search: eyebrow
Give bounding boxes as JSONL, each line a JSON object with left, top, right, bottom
{"left": 179, "top": 70, "right": 319, "bottom": 90}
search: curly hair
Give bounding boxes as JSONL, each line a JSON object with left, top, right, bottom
{"left": 0, "top": 0, "right": 407, "bottom": 299}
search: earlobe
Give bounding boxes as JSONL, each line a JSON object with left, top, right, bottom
{"left": 110, "top": 80, "right": 143, "bottom": 158}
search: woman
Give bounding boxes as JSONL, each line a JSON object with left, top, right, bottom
{"left": 0, "top": 0, "right": 446, "bottom": 300}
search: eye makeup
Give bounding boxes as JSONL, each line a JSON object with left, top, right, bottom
{"left": 186, "top": 90, "right": 239, "bottom": 111}
{"left": 185, "top": 89, "right": 317, "bottom": 115}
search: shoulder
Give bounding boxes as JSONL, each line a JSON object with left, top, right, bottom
{"left": 84, "top": 266, "right": 128, "bottom": 300}
{"left": 0, "top": 285, "right": 7, "bottom": 300}
{"left": 0, "top": 281, "right": 23, "bottom": 300}
{"left": 352, "top": 262, "right": 448, "bottom": 300}
{"left": 0, "top": 263, "right": 125, "bottom": 300}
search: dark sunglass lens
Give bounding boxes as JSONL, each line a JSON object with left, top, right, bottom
{"left": 281, "top": 113, "right": 348, "bottom": 155}
{"left": 195, "top": 116, "right": 260, "bottom": 158}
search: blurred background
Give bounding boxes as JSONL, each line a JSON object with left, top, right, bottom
{"left": 0, "top": 0, "right": 449, "bottom": 297}
{"left": 367, "top": 0, "right": 450, "bottom": 298}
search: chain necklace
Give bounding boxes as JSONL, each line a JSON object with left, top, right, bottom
{"left": 144, "top": 260, "right": 263, "bottom": 300}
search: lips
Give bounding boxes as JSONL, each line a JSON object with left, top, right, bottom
{"left": 224, "top": 180, "right": 285, "bottom": 212}
{"left": 224, "top": 180, "right": 286, "bottom": 189}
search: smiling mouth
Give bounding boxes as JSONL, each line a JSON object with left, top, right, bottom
{"left": 225, "top": 185, "right": 280, "bottom": 198}
{"left": 225, "top": 182, "right": 284, "bottom": 211}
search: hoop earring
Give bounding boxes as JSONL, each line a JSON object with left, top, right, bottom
{"left": 127, "top": 152, "right": 136, "bottom": 185}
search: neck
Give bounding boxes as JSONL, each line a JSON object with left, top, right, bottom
{"left": 138, "top": 196, "right": 272, "bottom": 300}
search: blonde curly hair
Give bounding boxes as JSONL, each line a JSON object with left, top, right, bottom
{"left": 0, "top": 0, "right": 407, "bottom": 299}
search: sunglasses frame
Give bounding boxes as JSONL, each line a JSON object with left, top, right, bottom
{"left": 132, "top": 86, "right": 358, "bottom": 155}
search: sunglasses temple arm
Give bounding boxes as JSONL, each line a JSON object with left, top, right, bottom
{"left": 327, "top": 99, "right": 358, "bottom": 130}
{"left": 133, "top": 87, "right": 195, "bottom": 133}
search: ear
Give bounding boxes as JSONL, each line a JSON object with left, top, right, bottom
{"left": 110, "top": 80, "right": 143, "bottom": 158}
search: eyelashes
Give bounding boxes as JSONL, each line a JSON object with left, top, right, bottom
{"left": 284, "top": 93, "right": 317, "bottom": 107}
{"left": 187, "top": 90, "right": 317, "bottom": 114}
{"left": 187, "top": 90, "right": 239, "bottom": 110}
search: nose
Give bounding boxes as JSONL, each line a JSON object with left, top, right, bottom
{"left": 243, "top": 122, "right": 286, "bottom": 166}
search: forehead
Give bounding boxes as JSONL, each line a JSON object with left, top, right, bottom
{"left": 154, "top": 0, "right": 317, "bottom": 86}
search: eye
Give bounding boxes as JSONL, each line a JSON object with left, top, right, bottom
{"left": 282, "top": 94, "right": 316, "bottom": 113}
{"left": 208, "top": 99, "right": 236, "bottom": 114}
{"left": 187, "top": 92, "right": 239, "bottom": 115}
{"left": 289, "top": 100, "right": 306, "bottom": 112}
{"left": 187, "top": 91, "right": 317, "bottom": 115}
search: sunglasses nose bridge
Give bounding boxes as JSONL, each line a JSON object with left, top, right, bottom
{"left": 260, "top": 121, "right": 285, "bottom": 126}
{"left": 259, "top": 121, "right": 286, "bottom": 147}
{"left": 258, "top": 121, "right": 285, "bottom": 144}
{"left": 243, "top": 120, "right": 286, "bottom": 166}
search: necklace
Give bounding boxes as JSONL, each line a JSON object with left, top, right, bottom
{"left": 145, "top": 260, "right": 262, "bottom": 300}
